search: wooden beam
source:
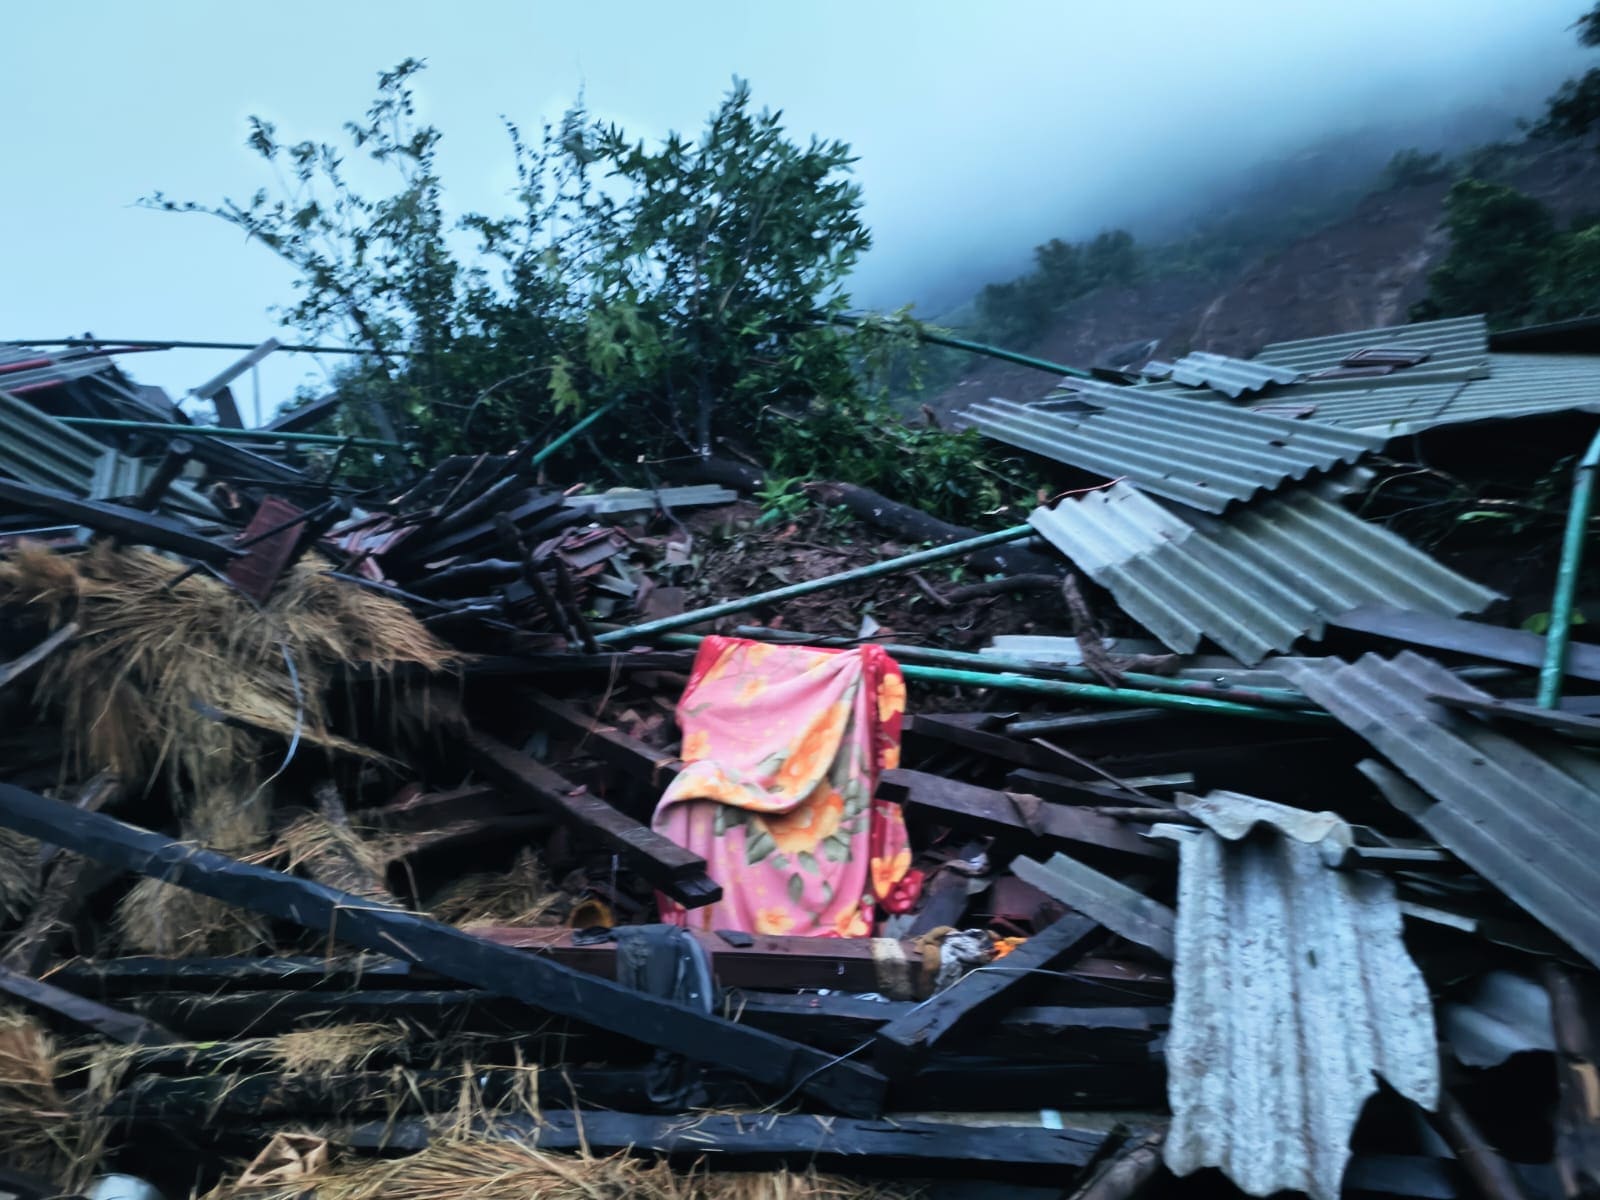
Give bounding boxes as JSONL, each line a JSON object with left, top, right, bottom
{"left": 871, "top": 913, "right": 1102, "bottom": 1078}
{"left": 335, "top": 1110, "right": 1109, "bottom": 1171}
{"left": 1332, "top": 604, "right": 1600, "bottom": 683}
{"left": 464, "top": 729, "right": 718, "bottom": 907}
{"left": 521, "top": 691, "right": 684, "bottom": 788}
{"left": 0, "top": 781, "right": 885, "bottom": 1117}
{"left": 880, "top": 769, "right": 1171, "bottom": 861}
{"left": 0, "top": 964, "right": 175, "bottom": 1045}
{"left": 0, "top": 479, "right": 239, "bottom": 564}
{"left": 57, "top": 947, "right": 1173, "bottom": 1005}
{"left": 904, "top": 714, "right": 1094, "bottom": 775}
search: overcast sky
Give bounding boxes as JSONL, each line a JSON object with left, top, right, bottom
{"left": 1, "top": 1, "right": 1591, "bottom": 414}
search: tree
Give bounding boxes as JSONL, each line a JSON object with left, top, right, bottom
{"left": 151, "top": 64, "right": 868, "bottom": 471}
{"left": 1412, "top": 180, "right": 1557, "bottom": 327}
{"left": 1537, "top": 2, "right": 1600, "bottom": 140}
{"left": 152, "top": 62, "right": 1032, "bottom": 524}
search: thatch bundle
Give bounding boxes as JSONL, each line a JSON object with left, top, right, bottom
{"left": 214, "top": 1138, "right": 916, "bottom": 1200}
{"left": 0, "top": 1007, "right": 72, "bottom": 1179}
{"left": 428, "top": 847, "right": 561, "bottom": 929}
{"left": 0, "top": 541, "right": 458, "bottom": 954}
{"left": 0, "top": 828, "right": 40, "bottom": 923}
{"left": 0, "top": 541, "right": 457, "bottom": 793}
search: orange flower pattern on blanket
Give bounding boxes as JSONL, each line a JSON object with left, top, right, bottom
{"left": 758, "top": 788, "right": 844, "bottom": 857}
{"left": 653, "top": 637, "right": 913, "bottom": 937}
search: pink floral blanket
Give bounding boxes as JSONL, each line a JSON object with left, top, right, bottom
{"left": 653, "top": 636, "right": 913, "bottom": 937}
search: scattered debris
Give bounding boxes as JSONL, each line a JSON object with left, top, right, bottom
{"left": 0, "top": 321, "right": 1595, "bottom": 1199}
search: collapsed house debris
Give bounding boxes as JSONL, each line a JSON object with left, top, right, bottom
{"left": 0, "top": 320, "right": 1598, "bottom": 1200}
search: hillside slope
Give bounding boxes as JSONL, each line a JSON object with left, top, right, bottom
{"left": 931, "top": 140, "right": 1600, "bottom": 414}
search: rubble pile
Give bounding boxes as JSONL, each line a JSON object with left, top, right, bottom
{"left": 0, "top": 319, "right": 1596, "bottom": 1200}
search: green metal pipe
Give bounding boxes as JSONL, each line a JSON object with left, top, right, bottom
{"left": 531, "top": 400, "right": 621, "bottom": 466}
{"left": 900, "top": 664, "right": 1331, "bottom": 724}
{"left": 54, "top": 418, "right": 402, "bottom": 450}
{"left": 594, "top": 524, "right": 1037, "bottom": 645}
{"left": 830, "top": 315, "right": 1093, "bottom": 380}
{"left": 654, "top": 632, "right": 1327, "bottom": 724}
{"left": 1537, "top": 426, "right": 1600, "bottom": 708}
{"left": 724, "top": 625, "right": 1314, "bottom": 710}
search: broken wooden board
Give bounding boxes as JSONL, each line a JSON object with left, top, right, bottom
{"left": 1331, "top": 604, "right": 1600, "bottom": 683}
{"left": 521, "top": 691, "right": 684, "bottom": 788}
{"left": 464, "top": 728, "right": 719, "bottom": 907}
{"left": 871, "top": 913, "right": 1102, "bottom": 1078}
{"left": 1011, "top": 854, "right": 1177, "bottom": 960}
{"left": 0, "top": 478, "right": 239, "bottom": 564}
{"left": 335, "top": 1110, "right": 1110, "bottom": 1171}
{"left": 0, "top": 781, "right": 885, "bottom": 1117}
{"left": 879, "top": 769, "right": 1172, "bottom": 861}
{"left": 0, "top": 963, "right": 175, "bottom": 1045}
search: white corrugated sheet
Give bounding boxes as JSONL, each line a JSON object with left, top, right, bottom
{"left": 1157, "top": 799, "right": 1438, "bottom": 1200}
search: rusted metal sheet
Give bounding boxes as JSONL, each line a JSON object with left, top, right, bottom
{"left": 1284, "top": 651, "right": 1600, "bottom": 968}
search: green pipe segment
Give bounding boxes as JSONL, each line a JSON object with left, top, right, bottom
{"left": 55, "top": 418, "right": 402, "bottom": 451}
{"left": 1537, "top": 425, "right": 1600, "bottom": 709}
{"left": 725, "top": 626, "right": 1313, "bottom": 710}
{"left": 653, "top": 632, "right": 1327, "bottom": 725}
{"left": 593, "top": 525, "right": 1037, "bottom": 645}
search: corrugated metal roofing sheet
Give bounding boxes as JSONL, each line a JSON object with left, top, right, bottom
{"left": 1028, "top": 483, "right": 1499, "bottom": 665}
{"left": 960, "top": 385, "right": 1381, "bottom": 513}
{"left": 1158, "top": 814, "right": 1438, "bottom": 1200}
{"left": 1162, "top": 350, "right": 1302, "bottom": 398}
{"left": 1255, "top": 314, "right": 1489, "bottom": 374}
{"left": 1251, "top": 352, "right": 1600, "bottom": 436}
{"left": 0, "top": 386, "right": 217, "bottom": 518}
{"left": 1282, "top": 651, "right": 1600, "bottom": 968}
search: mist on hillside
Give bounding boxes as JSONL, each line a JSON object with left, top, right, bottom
{"left": 842, "top": 3, "right": 1594, "bottom": 319}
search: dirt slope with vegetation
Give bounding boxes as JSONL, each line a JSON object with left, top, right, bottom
{"left": 930, "top": 138, "right": 1600, "bottom": 414}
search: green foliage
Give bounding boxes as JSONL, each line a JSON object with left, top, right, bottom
{"left": 1412, "top": 180, "right": 1600, "bottom": 327}
{"left": 1380, "top": 148, "right": 1451, "bottom": 189}
{"left": 1537, "top": 2, "right": 1600, "bottom": 140}
{"left": 151, "top": 63, "right": 915, "bottom": 495}
{"left": 972, "top": 229, "right": 1141, "bottom": 346}
{"left": 1411, "top": 180, "right": 1560, "bottom": 327}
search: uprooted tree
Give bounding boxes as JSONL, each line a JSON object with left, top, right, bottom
{"left": 148, "top": 60, "right": 1031, "bottom": 525}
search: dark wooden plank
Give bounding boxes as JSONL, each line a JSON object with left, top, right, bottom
{"left": 59, "top": 947, "right": 1173, "bottom": 1004}
{"left": 0, "top": 964, "right": 175, "bottom": 1045}
{"left": 1426, "top": 692, "right": 1600, "bottom": 741}
{"left": 880, "top": 769, "right": 1171, "bottom": 861}
{"left": 904, "top": 713, "right": 1095, "bottom": 774}
{"left": 1332, "top": 604, "right": 1600, "bottom": 683}
{"left": 871, "top": 912, "right": 1102, "bottom": 1078}
{"left": 464, "top": 729, "right": 718, "bottom": 907}
{"left": 0, "top": 781, "right": 885, "bottom": 1116}
{"left": 336, "top": 1110, "right": 1109, "bottom": 1170}
{"left": 522, "top": 691, "right": 684, "bottom": 787}
{"left": 0, "top": 479, "right": 239, "bottom": 564}
{"left": 1005, "top": 768, "right": 1189, "bottom": 804}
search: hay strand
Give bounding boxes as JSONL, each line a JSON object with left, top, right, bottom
{"left": 212, "top": 1137, "right": 917, "bottom": 1200}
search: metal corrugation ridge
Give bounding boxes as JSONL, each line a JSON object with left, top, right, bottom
{"left": 1165, "top": 351, "right": 1301, "bottom": 398}
{"left": 1159, "top": 819, "right": 1437, "bottom": 1200}
{"left": 962, "top": 391, "right": 1381, "bottom": 514}
{"left": 1238, "top": 354, "right": 1600, "bottom": 436}
{"left": 0, "top": 386, "right": 121, "bottom": 493}
{"left": 1029, "top": 484, "right": 1499, "bottom": 665}
{"left": 1256, "top": 315, "right": 1488, "bottom": 373}
{"left": 1283, "top": 651, "right": 1600, "bottom": 968}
